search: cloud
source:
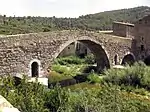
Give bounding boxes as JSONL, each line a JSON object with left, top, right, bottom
{"left": 0, "top": 0, "right": 149, "bottom": 17}
{"left": 0, "top": 0, "right": 25, "bottom": 16}
{"left": 86, "top": 0, "right": 146, "bottom": 14}
{"left": 45, "top": 0, "right": 58, "bottom": 3}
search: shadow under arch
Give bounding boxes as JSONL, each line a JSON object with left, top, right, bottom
{"left": 144, "top": 55, "right": 150, "bottom": 65}
{"left": 121, "top": 53, "right": 135, "bottom": 65}
{"left": 13, "top": 76, "right": 21, "bottom": 86}
{"left": 51, "top": 37, "right": 110, "bottom": 73}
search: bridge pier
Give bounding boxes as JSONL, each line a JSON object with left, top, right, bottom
{"left": 96, "top": 57, "right": 110, "bottom": 73}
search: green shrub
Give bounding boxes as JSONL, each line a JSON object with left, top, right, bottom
{"left": 1, "top": 75, "right": 150, "bottom": 112}
{"left": 84, "top": 54, "right": 96, "bottom": 64}
{"left": 51, "top": 64, "right": 77, "bottom": 76}
{"left": 54, "top": 55, "right": 84, "bottom": 65}
{"left": 67, "top": 82, "right": 101, "bottom": 90}
{"left": 46, "top": 84, "right": 150, "bottom": 112}
{"left": 51, "top": 63, "right": 88, "bottom": 77}
{"left": 44, "top": 85, "right": 70, "bottom": 112}
{"left": 103, "top": 62, "right": 150, "bottom": 90}
{"left": 55, "top": 55, "right": 96, "bottom": 65}
{"left": 52, "top": 65, "right": 69, "bottom": 74}
{"left": 48, "top": 71, "right": 72, "bottom": 83}
{"left": 120, "top": 85, "right": 148, "bottom": 96}
{"left": 0, "top": 75, "right": 49, "bottom": 112}
{"left": 87, "top": 73, "right": 102, "bottom": 83}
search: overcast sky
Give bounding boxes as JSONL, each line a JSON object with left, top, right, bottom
{"left": 0, "top": 0, "right": 150, "bottom": 17}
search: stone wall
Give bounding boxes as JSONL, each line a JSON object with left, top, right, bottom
{"left": 0, "top": 30, "right": 133, "bottom": 77}
{"left": 58, "top": 41, "right": 91, "bottom": 57}
{"left": 75, "top": 42, "right": 91, "bottom": 57}
{"left": 126, "top": 24, "right": 135, "bottom": 38}
{"left": 58, "top": 42, "right": 76, "bottom": 57}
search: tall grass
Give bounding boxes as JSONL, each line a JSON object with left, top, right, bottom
{"left": 103, "top": 62, "right": 150, "bottom": 90}
{"left": 54, "top": 55, "right": 85, "bottom": 65}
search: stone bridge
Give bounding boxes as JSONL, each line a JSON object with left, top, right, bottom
{"left": 0, "top": 30, "right": 134, "bottom": 77}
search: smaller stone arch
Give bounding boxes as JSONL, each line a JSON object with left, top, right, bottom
{"left": 29, "top": 59, "right": 41, "bottom": 77}
{"left": 13, "top": 76, "right": 21, "bottom": 86}
{"left": 121, "top": 53, "right": 135, "bottom": 65}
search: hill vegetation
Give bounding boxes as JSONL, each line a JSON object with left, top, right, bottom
{"left": 0, "top": 6, "right": 150, "bottom": 35}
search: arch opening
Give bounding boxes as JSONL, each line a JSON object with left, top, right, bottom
{"left": 121, "top": 54, "right": 135, "bottom": 65}
{"left": 31, "top": 62, "right": 39, "bottom": 77}
{"left": 144, "top": 56, "right": 150, "bottom": 65}
{"left": 75, "top": 41, "right": 90, "bottom": 58}
{"left": 13, "top": 76, "right": 21, "bottom": 86}
{"left": 79, "top": 40, "right": 110, "bottom": 72}
{"left": 114, "top": 55, "right": 118, "bottom": 65}
{"left": 54, "top": 39, "right": 110, "bottom": 73}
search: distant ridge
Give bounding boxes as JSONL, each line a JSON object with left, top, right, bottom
{"left": 78, "top": 6, "right": 150, "bottom": 30}
{"left": 0, "top": 6, "right": 150, "bottom": 35}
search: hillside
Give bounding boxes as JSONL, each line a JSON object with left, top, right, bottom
{"left": 78, "top": 6, "right": 150, "bottom": 30}
{"left": 0, "top": 6, "right": 150, "bottom": 35}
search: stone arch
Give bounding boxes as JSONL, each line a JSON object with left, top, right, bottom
{"left": 121, "top": 53, "right": 135, "bottom": 65}
{"left": 50, "top": 37, "right": 110, "bottom": 73}
{"left": 144, "top": 55, "right": 150, "bottom": 65}
{"left": 29, "top": 59, "right": 41, "bottom": 77}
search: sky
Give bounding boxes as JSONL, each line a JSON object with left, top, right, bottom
{"left": 0, "top": 0, "right": 150, "bottom": 17}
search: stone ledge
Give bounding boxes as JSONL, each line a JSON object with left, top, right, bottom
{"left": 0, "top": 95, "right": 20, "bottom": 112}
{"left": 1, "top": 107, "right": 20, "bottom": 112}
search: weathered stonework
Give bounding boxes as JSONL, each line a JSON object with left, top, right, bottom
{"left": 134, "top": 15, "right": 150, "bottom": 61}
{"left": 0, "top": 30, "right": 133, "bottom": 77}
{"left": 113, "top": 21, "right": 134, "bottom": 38}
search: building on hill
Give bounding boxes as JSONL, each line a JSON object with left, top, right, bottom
{"left": 112, "top": 17, "right": 150, "bottom": 64}
{"left": 0, "top": 15, "right": 4, "bottom": 24}
{"left": 134, "top": 15, "right": 150, "bottom": 62}
{"left": 0, "top": 15, "right": 9, "bottom": 25}
{"left": 113, "top": 21, "right": 134, "bottom": 38}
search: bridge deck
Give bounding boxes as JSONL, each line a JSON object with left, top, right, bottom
{"left": 0, "top": 30, "right": 132, "bottom": 41}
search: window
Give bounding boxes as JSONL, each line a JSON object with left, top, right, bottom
{"left": 84, "top": 49, "right": 87, "bottom": 55}
{"left": 141, "top": 37, "right": 144, "bottom": 41}
{"left": 142, "top": 55, "right": 145, "bottom": 59}
{"left": 141, "top": 45, "right": 144, "bottom": 51}
{"left": 139, "top": 20, "right": 142, "bottom": 24}
{"left": 31, "top": 62, "right": 39, "bottom": 77}
{"left": 76, "top": 43, "right": 80, "bottom": 50}
{"left": 70, "top": 42, "right": 75, "bottom": 45}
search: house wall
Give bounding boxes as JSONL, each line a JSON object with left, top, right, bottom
{"left": 113, "top": 22, "right": 134, "bottom": 38}
{"left": 134, "top": 15, "right": 150, "bottom": 60}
